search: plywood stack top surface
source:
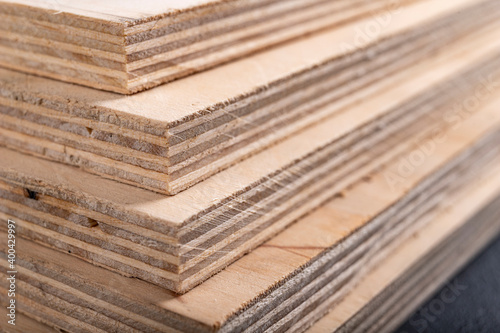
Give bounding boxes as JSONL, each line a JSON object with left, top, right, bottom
{"left": 0, "top": 0, "right": 481, "bottom": 124}
{"left": 3, "top": 0, "right": 222, "bottom": 22}
{"left": 1, "top": 0, "right": 411, "bottom": 93}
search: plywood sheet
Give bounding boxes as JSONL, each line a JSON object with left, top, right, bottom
{"left": 1, "top": 0, "right": 498, "bottom": 194}
{"left": 1, "top": 86, "right": 500, "bottom": 301}
{"left": 1, "top": 43, "right": 500, "bottom": 292}
{"left": 2, "top": 130, "right": 500, "bottom": 332}
{"left": 0, "top": 0, "right": 413, "bottom": 93}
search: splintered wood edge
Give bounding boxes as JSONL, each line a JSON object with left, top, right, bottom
{"left": 0, "top": 106, "right": 500, "bottom": 329}
{"left": 3, "top": 159, "right": 500, "bottom": 332}
{"left": 0, "top": 0, "right": 488, "bottom": 121}
{"left": 307, "top": 197, "right": 500, "bottom": 332}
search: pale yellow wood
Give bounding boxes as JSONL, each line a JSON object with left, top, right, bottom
{"left": 2, "top": 139, "right": 500, "bottom": 332}
{"left": 307, "top": 197, "right": 500, "bottom": 333}
{"left": 2, "top": 0, "right": 221, "bottom": 20}
{"left": 0, "top": 0, "right": 498, "bottom": 329}
{"left": 1, "top": 87, "right": 500, "bottom": 302}
{"left": 0, "top": 0, "right": 485, "bottom": 123}
{"left": 1, "top": 35, "right": 500, "bottom": 292}
{"left": 0, "top": 0, "right": 407, "bottom": 93}
{"left": 4, "top": 33, "right": 497, "bottom": 227}
{"left": 1, "top": 0, "right": 498, "bottom": 195}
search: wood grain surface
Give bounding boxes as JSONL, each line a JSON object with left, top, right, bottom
{"left": 2, "top": 30, "right": 500, "bottom": 291}
{"left": 0, "top": 0, "right": 415, "bottom": 93}
{"left": 1, "top": 0, "right": 499, "bottom": 194}
{"left": 2, "top": 126, "right": 500, "bottom": 331}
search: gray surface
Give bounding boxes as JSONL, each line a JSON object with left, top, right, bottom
{"left": 396, "top": 235, "right": 500, "bottom": 333}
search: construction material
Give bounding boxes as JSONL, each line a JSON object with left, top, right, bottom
{"left": 1, "top": 0, "right": 498, "bottom": 194}
{"left": 2, "top": 105, "right": 500, "bottom": 332}
{"left": 0, "top": 0, "right": 410, "bottom": 94}
{"left": 1, "top": 0, "right": 499, "bottom": 330}
{"left": 307, "top": 195, "right": 500, "bottom": 333}
{"left": 2, "top": 31, "right": 500, "bottom": 293}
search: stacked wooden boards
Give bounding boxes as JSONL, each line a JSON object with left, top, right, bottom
{"left": 1, "top": 21, "right": 500, "bottom": 293}
{"left": 307, "top": 187, "right": 500, "bottom": 333}
{"left": 1, "top": 0, "right": 500, "bottom": 331}
{"left": 1, "top": 0, "right": 499, "bottom": 194}
{"left": 2, "top": 90, "right": 500, "bottom": 332}
{"left": 0, "top": 0, "right": 414, "bottom": 93}
{"left": 306, "top": 182, "right": 500, "bottom": 333}
{"left": 5, "top": 196, "right": 499, "bottom": 333}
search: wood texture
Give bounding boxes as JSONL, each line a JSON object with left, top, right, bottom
{"left": 307, "top": 195, "right": 500, "bottom": 333}
{"left": 2, "top": 120, "right": 500, "bottom": 332}
{"left": 2, "top": 34, "right": 500, "bottom": 293}
{"left": 1, "top": 0, "right": 499, "bottom": 194}
{"left": 0, "top": 312, "right": 57, "bottom": 333}
{"left": 0, "top": 82, "right": 499, "bottom": 307}
{"left": 0, "top": 0, "right": 414, "bottom": 94}
{"left": 1, "top": 1, "right": 500, "bottom": 329}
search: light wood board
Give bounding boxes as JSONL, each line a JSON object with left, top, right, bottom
{"left": 2, "top": 35, "right": 500, "bottom": 293}
{"left": 306, "top": 193, "right": 500, "bottom": 333}
{"left": 0, "top": 0, "right": 415, "bottom": 93}
{"left": 1, "top": 0, "right": 498, "bottom": 194}
{"left": 2, "top": 125, "right": 500, "bottom": 332}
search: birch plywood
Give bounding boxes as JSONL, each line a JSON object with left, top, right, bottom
{"left": 1, "top": 38, "right": 500, "bottom": 293}
{"left": 1, "top": 0, "right": 499, "bottom": 195}
{"left": 1, "top": 85, "right": 500, "bottom": 300}
{"left": 0, "top": 43, "right": 498, "bottom": 291}
{"left": 307, "top": 198, "right": 500, "bottom": 333}
{"left": 0, "top": 0, "right": 411, "bottom": 94}
{"left": 2, "top": 126, "right": 500, "bottom": 332}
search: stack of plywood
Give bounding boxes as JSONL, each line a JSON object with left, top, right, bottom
{"left": 0, "top": 0, "right": 409, "bottom": 94}
{"left": 1, "top": 0, "right": 499, "bottom": 194}
{"left": 1, "top": 0, "right": 500, "bottom": 332}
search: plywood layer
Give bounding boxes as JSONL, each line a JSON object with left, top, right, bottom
{"left": 1, "top": 77, "right": 500, "bottom": 299}
{"left": 2, "top": 32, "right": 500, "bottom": 293}
{"left": 2, "top": 126, "right": 500, "bottom": 332}
{"left": 1, "top": 1, "right": 499, "bottom": 329}
{"left": 0, "top": 0, "right": 416, "bottom": 94}
{"left": 1, "top": 0, "right": 498, "bottom": 194}
{"left": 307, "top": 197, "right": 500, "bottom": 333}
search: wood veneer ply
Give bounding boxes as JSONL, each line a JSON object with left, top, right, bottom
{"left": 307, "top": 196, "right": 500, "bottom": 333}
{"left": 1, "top": 37, "right": 500, "bottom": 292}
{"left": 2, "top": 118, "right": 500, "bottom": 332}
{"left": 1, "top": 0, "right": 498, "bottom": 194}
{"left": 0, "top": 0, "right": 411, "bottom": 93}
{"left": 1, "top": 84, "right": 500, "bottom": 298}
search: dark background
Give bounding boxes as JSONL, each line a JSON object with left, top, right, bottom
{"left": 396, "top": 235, "right": 500, "bottom": 333}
